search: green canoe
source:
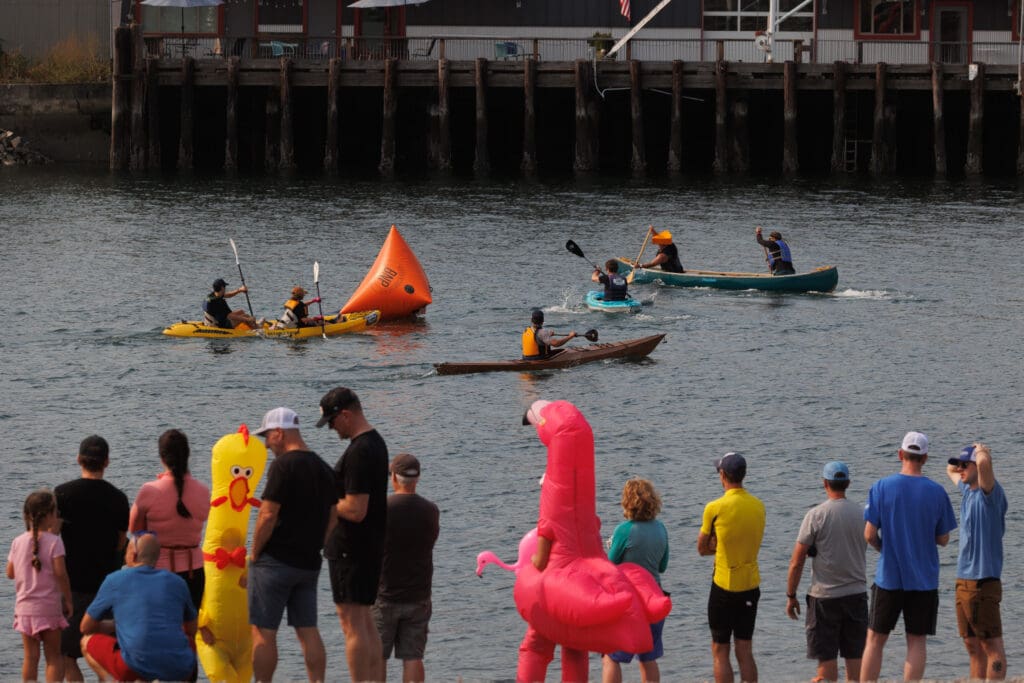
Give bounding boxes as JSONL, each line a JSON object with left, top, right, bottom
{"left": 615, "top": 259, "right": 838, "bottom": 293}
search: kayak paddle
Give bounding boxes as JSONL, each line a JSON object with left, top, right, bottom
{"left": 552, "top": 328, "right": 599, "bottom": 342}
{"left": 565, "top": 240, "right": 603, "bottom": 273}
{"left": 313, "top": 261, "right": 327, "bottom": 339}
{"left": 229, "top": 238, "right": 259, "bottom": 330}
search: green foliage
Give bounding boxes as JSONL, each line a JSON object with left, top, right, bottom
{"left": 0, "top": 35, "right": 110, "bottom": 83}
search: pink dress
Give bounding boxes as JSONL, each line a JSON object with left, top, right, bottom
{"left": 129, "top": 472, "right": 211, "bottom": 573}
{"left": 8, "top": 531, "right": 69, "bottom": 637}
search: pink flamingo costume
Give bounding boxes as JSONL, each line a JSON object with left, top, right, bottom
{"left": 495, "top": 399, "right": 671, "bottom": 683}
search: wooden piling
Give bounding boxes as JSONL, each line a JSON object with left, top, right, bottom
{"left": 931, "top": 62, "right": 947, "bottom": 177}
{"left": 224, "top": 56, "right": 239, "bottom": 171}
{"left": 323, "top": 57, "right": 340, "bottom": 173}
{"left": 279, "top": 57, "right": 296, "bottom": 170}
{"left": 574, "top": 60, "right": 594, "bottom": 172}
{"left": 870, "top": 62, "right": 887, "bottom": 175}
{"left": 521, "top": 57, "right": 537, "bottom": 175}
{"left": 129, "top": 24, "right": 146, "bottom": 170}
{"left": 264, "top": 87, "right": 280, "bottom": 172}
{"left": 379, "top": 58, "right": 397, "bottom": 177}
{"left": 713, "top": 60, "right": 728, "bottom": 174}
{"left": 731, "top": 95, "right": 749, "bottom": 173}
{"left": 1018, "top": 93, "right": 1024, "bottom": 175}
{"left": 628, "top": 60, "right": 646, "bottom": 174}
{"left": 435, "top": 58, "right": 452, "bottom": 171}
{"left": 474, "top": 57, "right": 490, "bottom": 174}
{"left": 782, "top": 60, "right": 799, "bottom": 174}
{"left": 109, "top": 26, "right": 131, "bottom": 171}
{"left": 145, "top": 56, "right": 160, "bottom": 170}
{"left": 667, "top": 60, "right": 683, "bottom": 174}
{"left": 965, "top": 62, "right": 985, "bottom": 175}
{"left": 830, "top": 60, "right": 847, "bottom": 173}
{"left": 177, "top": 57, "right": 195, "bottom": 170}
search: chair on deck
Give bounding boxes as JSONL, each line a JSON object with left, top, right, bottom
{"left": 270, "top": 40, "right": 298, "bottom": 57}
{"left": 411, "top": 38, "right": 437, "bottom": 59}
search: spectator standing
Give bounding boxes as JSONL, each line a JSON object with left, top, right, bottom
{"left": 317, "top": 386, "right": 389, "bottom": 683}
{"left": 249, "top": 407, "right": 338, "bottom": 682}
{"left": 946, "top": 443, "right": 1007, "bottom": 680}
{"left": 785, "top": 461, "right": 868, "bottom": 682}
{"left": 697, "top": 452, "right": 766, "bottom": 683}
{"left": 373, "top": 453, "right": 440, "bottom": 683}
{"left": 860, "top": 431, "right": 957, "bottom": 682}
{"left": 55, "top": 435, "right": 130, "bottom": 681}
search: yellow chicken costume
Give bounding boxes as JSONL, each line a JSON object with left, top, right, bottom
{"left": 196, "top": 424, "right": 267, "bottom": 683}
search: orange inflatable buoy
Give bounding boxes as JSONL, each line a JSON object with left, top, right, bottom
{"left": 340, "top": 225, "right": 432, "bottom": 321}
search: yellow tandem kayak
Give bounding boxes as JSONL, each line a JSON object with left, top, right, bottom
{"left": 162, "top": 310, "right": 380, "bottom": 339}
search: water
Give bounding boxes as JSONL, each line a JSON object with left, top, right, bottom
{"left": 0, "top": 168, "right": 1021, "bottom": 682}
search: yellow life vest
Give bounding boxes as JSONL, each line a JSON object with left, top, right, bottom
{"left": 522, "top": 327, "right": 543, "bottom": 359}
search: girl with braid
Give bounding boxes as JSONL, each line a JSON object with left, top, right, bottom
{"left": 6, "top": 490, "right": 72, "bottom": 682}
{"left": 130, "top": 429, "right": 211, "bottom": 612}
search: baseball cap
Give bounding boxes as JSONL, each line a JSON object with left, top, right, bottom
{"left": 213, "top": 278, "right": 228, "bottom": 290}
{"left": 715, "top": 452, "right": 746, "bottom": 479}
{"left": 390, "top": 453, "right": 421, "bottom": 477}
{"left": 254, "top": 407, "right": 300, "bottom": 435}
{"left": 531, "top": 309, "right": 544, "bottom": 324}
{"left": 948, "top": 445, "right": 976, "bottom": 467}
{"left": 316, "top": 387, "right": 360, "bottom": 428}
{"left": 822, "top": 461, "right": 850, "bottom": 482}
{"left": 900, "top": 431, "right": 929, "bottom": 455}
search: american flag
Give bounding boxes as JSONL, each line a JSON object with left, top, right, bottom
{"left": 619, "top": 0, "right": 631, "bottom": 22}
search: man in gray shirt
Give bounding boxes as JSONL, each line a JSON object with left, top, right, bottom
{"left": 785, "top": 461, "right": 868, "bottom": 682}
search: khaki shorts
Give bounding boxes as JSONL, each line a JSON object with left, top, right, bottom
{"left": 955, "top": 578, "right": 1002, "bottom": 639}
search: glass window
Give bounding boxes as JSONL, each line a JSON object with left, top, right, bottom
{"left": 142, "top": 6, "right": 218, "bottom": 34}
{"left": 703, "top": 0, "right": 813, "bottom": 34}
{"left": 258, "top": 0, "right": 304, "bottom": 32}
{"left": 859, "top": 0, "right": 916, "bottom": 35}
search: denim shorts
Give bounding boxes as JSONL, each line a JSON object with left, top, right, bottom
{"left": 248, "top": 554, "right": 321, "bottom": 630}
{"left": 608, "top": 618, "right": 665, "bottom": 663}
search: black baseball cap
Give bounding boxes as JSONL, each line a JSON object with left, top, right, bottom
{"left": 213, "top": 278, "right": 228, "bottom": 291}
{"left": 316, "top": 387, "right": 360, "bottom": 428}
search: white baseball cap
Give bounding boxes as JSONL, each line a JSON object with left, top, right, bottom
{"left": 254, "top": 407, "right": 300, "bottom": 435}
{"left": 900, "top": 431, "right": 929, "bottom": 455}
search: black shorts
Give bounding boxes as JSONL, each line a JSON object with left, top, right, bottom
{"left": 61, "top": 590, "right": 96, "bottom": 658}
{"left": 328, "top": 555, "right": 381, "bottom": 606}
{"left": 868, "top": 584, "right": 938, "bottom": 636}
{"left": 806, "top": 593, "right": 868, "bottom": 662}
{"left": 708, "top": 583, "right": 760, "bottom": 643}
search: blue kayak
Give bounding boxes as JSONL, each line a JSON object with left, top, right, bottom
{"left": 585, "top": 290, "right": 642, "bottom": 314}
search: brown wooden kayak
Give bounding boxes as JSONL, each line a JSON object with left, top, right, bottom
{"left": 434, "top": 334, "right": 666, "bottom": 376}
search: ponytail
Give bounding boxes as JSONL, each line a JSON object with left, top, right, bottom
{"left": 22, "top": 490, "right": 56, "bottom": 572}
{"left": 158, "top": 429, "right": 193, "bottom": 519}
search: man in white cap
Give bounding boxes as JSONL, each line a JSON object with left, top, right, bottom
{"left": 945, "top": 443, "right": 1007, "bottom": 680}
{"left": 785, "top": 461, "right": 868, "bottom": 683}
{"left": 859, "top": 431, "right": 957, "bottom": 683}
{"left": 249, "top": 407, "right": 338, "bottom": 683}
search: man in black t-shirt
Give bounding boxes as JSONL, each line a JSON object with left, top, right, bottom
{"left": 373, "top": 453, "right": 440, "bottom": 683}
{"left": 250, "top": 407, "right": 338, "bottom": 683}
{"left": 55, "top": 435, "right": 130, "bottom": 681}
{"left": 317, "top": 386, "right": 389, "bottom": 683}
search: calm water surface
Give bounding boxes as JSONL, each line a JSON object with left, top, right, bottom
{"left": 0, "top": 168, "right": 1021, "bottom": 682}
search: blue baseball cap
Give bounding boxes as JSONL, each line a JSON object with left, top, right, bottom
{"left": 948, "top": 445, "right": 976, "bottom": 467}
{"left": 822, "top": 461, "right": 849, "bottom": 482}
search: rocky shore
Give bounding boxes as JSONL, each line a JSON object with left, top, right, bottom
{"left": 1, "top": 128, "right": 52, "bottom": 165}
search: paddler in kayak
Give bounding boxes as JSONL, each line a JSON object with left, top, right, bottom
{"left": 203, "top": 278, "right": 261, "bottom": 329}
{"left": 755, "top": 227, "right": 796, "bottom": 275}
{"left": 522, "top": 310, "right": 577, "bottom": 360}
{"left": 637, "top": 228, "right": 684, "bottom": 273}
{"left": 272, "top": 286, "right": 322, "bottom": 329}
{"left": 591, "top": 260, "right": 630, "bottom": 301}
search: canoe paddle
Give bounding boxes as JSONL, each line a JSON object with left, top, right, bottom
{"left": 565, "top": 240, "right": 603, "bottom": 273}
{"left": 627, "top": 226, "right": 654, "bottom": 284}
{"left": 313, "top": 261, "right": 327, "bottom": 339}
{"left": 229, "top": 238, "right": 259, "bottom": 329}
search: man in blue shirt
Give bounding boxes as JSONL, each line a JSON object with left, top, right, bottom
{"left": 81, "top": 532, "right": 197, "bottom": 682}
{"left": 860, "top": 431, "right": 957, "bottom": 683}
{"left": 946, "top": 443, "right": 1007, "bottom": 680}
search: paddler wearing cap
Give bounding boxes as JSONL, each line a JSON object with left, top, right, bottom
{"left": 272, "top": 285, "right": 322, "bottom": 329}
{"left": 522, "top": 309, "right": 576, "bottom": 360}
{"left": 204, "top": 278, "right": 260, "bottom": 329}
{"left": 755, "top": 227, "right": 796, "bottom": 275}
{"left": 637, "top": 227, "right": 684, "bottom": 273}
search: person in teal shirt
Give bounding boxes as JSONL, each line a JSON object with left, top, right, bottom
{"left": 602, "top": 478, "right": 669, "bottom": 683}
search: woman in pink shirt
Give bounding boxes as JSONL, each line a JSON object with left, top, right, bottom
{"left": 129, "top": 429, "right": 211, "bottom": 610}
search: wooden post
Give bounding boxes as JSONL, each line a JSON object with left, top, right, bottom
{"left": 870, "top": 62, "right": 887, "bottom": 175}
{"left": 521, "top": 57, "right": 537, "bottom": 175}
{"left": 324, "top": 57, "right": 340, "bottom": 173}
{"left": 177, "top": 57, "right": 194, "bottom": 170}
{"left": 145, "top": 56, "right": 160, "bottom": 169}
{"left": 716, "top": 40, "right": 725, "bottom": 62}
{"left": 574, "top": 60, "right": 594, "bottom": 172}
{"left": 668, "top": 60, "right": 683, "bottom": 174}
{"left": 931, "top": 61, "right": 947, "bottom": 177}
{"left": 224, "top": 56, "right": 239, "bottom": 171}
{"left": 629, "top": 59, "right": 646, "bottom": 174}
{"left": 965, "top": 61, "right": 985, "bottom": 175}
{"left": 1017, "top": 92, "right": 1024, "bottom": 175}
{"left": 279, "top": 57, "right": 296, "bottom": 170}
{"left": 129, "top": 23, "right": 146, "bottom": 170}
{"left": 109, "top": 26, "right": 131, "bottom": 171}
{"left": 782, "top": 60, "right": 798, "bottom": 174}
{"left": 474, "top": 57, "right": 490, "bottom": 174}
{"left": 793, "top": 39, "right": 804, "bottom": 64}
{"left": 713, "top": 60, "right": 728, "bottom": 174}
{"left": 731, "top": 94, "right": 749, "bottom": 173}
{"left": 380, "top": 57, "right": 397, "bottom": 177}
{"left": 830, "top": 60, "right": 847, "bottom": 173}
{"left": 436, "top": 58, "right": 451, "bottom": 171}
{"left": 264, "top": 87, "right": 280, "bottom": 172}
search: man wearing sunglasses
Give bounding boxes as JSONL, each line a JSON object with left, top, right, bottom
{"left": 946, "top": 443, "right": 1008, "bottom": 680}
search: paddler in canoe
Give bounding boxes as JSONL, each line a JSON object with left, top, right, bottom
{"left": 755, "top": 226, "right": 796, "bottom": 275}
{"left": 636, "top": 228, "right": 684, "bottom": 273}
{"left": 203, "top": 278, "right": 261, "bottom": 329}
{"left": 270, "top": 286, "right": 322, "bottom": 329}
{"left": 591, "top": 259, "right": 630, "bottom": 301}
{"left": 522, "top": 310, "right": 577, "bottom": 360}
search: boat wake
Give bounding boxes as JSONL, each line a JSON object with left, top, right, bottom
{"left": 832, "top": 288, "right": 892, "bottom": 300}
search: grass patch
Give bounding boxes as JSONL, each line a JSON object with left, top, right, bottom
{"left": 1, "top": 35, "right": 110, "bottom": 83}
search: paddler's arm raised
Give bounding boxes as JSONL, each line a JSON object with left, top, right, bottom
{"left": 250, "top": 499, "right": 281, "bottom": 562}
{"left": 224, "top": 286, "right": 248, "bottom": 299}
{"left": 336, "top": 492, "right": 369, "bottom": 523}
{"left": 546, "top": 332, "right": 577, "bottom": 349}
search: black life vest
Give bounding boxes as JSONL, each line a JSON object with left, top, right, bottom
{"left": 204, "top": 293, "right": 232, "bottom": 328}
{"left": 602, "top": 272, "right": 629, "bottom": 301}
